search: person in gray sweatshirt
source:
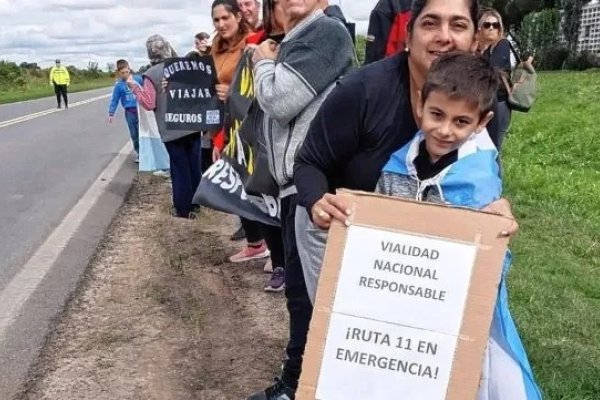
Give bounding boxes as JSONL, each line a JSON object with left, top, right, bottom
{"left": 247, "top": 2, "right": 354, "bottom": 399}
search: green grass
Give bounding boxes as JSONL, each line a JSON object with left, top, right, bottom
{"left": 0, "top": 77, "right": 114, "bottom": 104}
{"left": 504, "top": 70, "right": 600, "bottom": 399}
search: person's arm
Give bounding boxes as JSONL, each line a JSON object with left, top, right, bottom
{"left": 490, "top": 39, "right": 512, "bottom": 72}
{"left": 129, "top": 76, "right": 157, "bottom": 111}
{"left": 65, "top": 68, "right": 70, "bottom": 86}
{"left": 365, "top": 9, "right": 392, "bottom": 64}
{"left": 108, "top": 84, "right": 121, "bottom": 118}
{"left": 49, "top": 67, "right": 55, "bottom": 86}
{"left": 294, "top": 79, "right": 365, "bottom": 225}
{"left": 254, "top": 40, "right": 348, "bottom": 125}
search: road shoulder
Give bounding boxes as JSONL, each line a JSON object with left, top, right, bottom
{"left": 20, "top": 175, "right": 287, "bottom": 400}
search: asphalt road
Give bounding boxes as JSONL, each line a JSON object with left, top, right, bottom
{"left": 0, "top": 88, "right": 137, "bottom": 398}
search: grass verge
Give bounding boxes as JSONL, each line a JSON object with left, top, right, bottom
{"left": 504, "top": 70, "right": 600, "bottom": 399}
{"left": 0, "top": 78, "right": 114, "bottom": 104}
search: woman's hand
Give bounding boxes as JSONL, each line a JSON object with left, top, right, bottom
{"left": 212, "top": 146, "right": 221, "bottom": 163}
{"left": 311, "top": 193, "right": 352, "bottom": 230}
{"left": 215, "top": 84, "right": 230, "bottom": 102}
{"left": 252, "top": 39, "right": 278, "bottom": 64}
{"left": 483, "top": 198, "right": 519, "bottom": 237}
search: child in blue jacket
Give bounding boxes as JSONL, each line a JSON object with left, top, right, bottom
{"left": 376, "top": 52, "right": 542, "bottom": 400}
{"left": 108, "top": 59, "right": 143, "bottom": 157}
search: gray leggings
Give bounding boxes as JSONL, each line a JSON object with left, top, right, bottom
{"left": 295, "top": 206, "right": 328, "bottom": 305}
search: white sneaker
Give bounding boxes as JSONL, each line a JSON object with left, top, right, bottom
{"left": 153, "top": 170, "right": 170, "bottom": 178}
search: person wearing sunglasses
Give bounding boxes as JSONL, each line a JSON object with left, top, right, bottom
{"left": 478, "top": 8, "right": 512, "bottom": 151}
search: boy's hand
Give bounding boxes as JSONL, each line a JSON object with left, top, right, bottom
{"left": 125, "top": 74, "right": 137, "bottom": 87}
{"left": 483, "top": 198, "right": 519, "bottom": 237}
{"left": 107, "top": 116, "right": 114, "bottom": 124}
{"left": 311, "top": 193, "right": 352, "bottom": 230}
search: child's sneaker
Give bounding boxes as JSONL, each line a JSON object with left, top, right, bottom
{"left": 229, "top": 242, "right": 270, "bottom": 263}
{"left": 246, "top": 378, "right": 295, "bottom": 400}
{"left": 264, "top": 267, "right": 285, "bottom": 293}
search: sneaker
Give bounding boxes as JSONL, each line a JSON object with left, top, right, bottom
{"left": 229, "top": 242, "right": 270, "bottom": 263}
{"left": 246, "top": 378, "right": 295, "bottom": 400}
{"left": 263, "top": 259, "right": 273, "bottom": 273}
{"left": 153, "top": 169, "right": 170, "bottom": 178}
{"left": 134, "top": 155, "right": 139, "bottom": 163}
{"left": 264, "top": 267, "right": 285, "bottom": 293}
{"left": 230, "top": 226, "right": 246, "bottom": 241}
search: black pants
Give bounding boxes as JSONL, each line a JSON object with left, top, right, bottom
{"left": 54, "top": 84, "right": 68, "bottom": 107}
{"left": 201, "top": 148, "right": 213, "bottom": 174}
{"left": 241, "top": 218, "right": 285, "bottom": 270}
{"left": 164, "top": 133, "right": 202, "bottom": 217}
{"left": 260, "top": 223, "right": 285, "bottom": 270}
{"left": 280, "top": 194, "right": 313, "bottom": 389}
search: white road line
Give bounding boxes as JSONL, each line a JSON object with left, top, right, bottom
{"left": 0, "top": 93, "right": 111, "bottom": 130}
{"left": 0, "top": 142, "right": 132, "bottom": 342}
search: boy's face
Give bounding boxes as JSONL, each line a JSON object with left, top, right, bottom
{"left": 417, "top": 90, "right": 493, "bottom": 162}
{"left": 117, "top": 67, "right": 130, "bottom": 81}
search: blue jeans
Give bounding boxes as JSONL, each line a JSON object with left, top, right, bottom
{"left": 124, "top": 109, "right": 139, "bottom": 154}
{"left": 164, "top": 133, "right": 202, "bottom": 217}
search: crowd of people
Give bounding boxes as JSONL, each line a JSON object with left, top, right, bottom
{"left": 104, "top": 0, "right": 543, "bottom": 399}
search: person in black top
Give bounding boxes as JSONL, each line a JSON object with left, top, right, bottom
{"left": 294, "top": 0, "right": 519, "bottom": 238}
{"left": 478, "top": 8, "right": 512, "bottom": 150}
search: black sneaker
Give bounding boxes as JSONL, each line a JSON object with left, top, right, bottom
{"left": 230, "top": 226, "right": 246, "bottom": 241}
{"left": 246, "top": 378, "right": 295, "bottom": 400}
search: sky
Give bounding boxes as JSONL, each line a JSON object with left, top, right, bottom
{"left": 0, "top": 0, "right": 379, "bottom": 70}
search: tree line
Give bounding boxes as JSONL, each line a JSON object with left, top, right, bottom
{"left": 482, "top": 0, "right": 600, "bottom": 70}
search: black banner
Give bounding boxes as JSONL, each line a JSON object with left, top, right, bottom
{"left": 165, "top": 56, "right": 223, "bottom": 131}
{"left": 224, "top": 50, "right": 279, "bottom": 197}
{"left": 192, "top": 50, "right": 280, "bottom": 225}
{"left": 193, "top": 158, "right": 280, "bottom": 226}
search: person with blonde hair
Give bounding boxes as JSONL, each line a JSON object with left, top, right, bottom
{"left": 478, "top": 8, "right": 512, "bottom": 150}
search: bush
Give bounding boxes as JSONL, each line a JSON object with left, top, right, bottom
{"left": 563, "top": 51, "right": 600, "bottom": 71}
{"left": 536, "top": 46, "right": 570, "bottom": 71}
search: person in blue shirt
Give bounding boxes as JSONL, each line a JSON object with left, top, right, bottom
{"left": 108, "top": 59, "right": 144, "bottom": 159}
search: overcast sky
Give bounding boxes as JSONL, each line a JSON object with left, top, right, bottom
{"left": 0, "top": 0, "right": 379, "bottom": 70}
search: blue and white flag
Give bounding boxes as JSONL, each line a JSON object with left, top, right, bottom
{"left": 138, "top": 105, "right": 170, "bottom": 172}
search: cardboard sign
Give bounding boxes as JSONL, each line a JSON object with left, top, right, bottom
{"left": 164, "top": 56, "right": 222, "bottom": 131}
{"left": 297, "top": 190, "right": 511, "bottom": 400}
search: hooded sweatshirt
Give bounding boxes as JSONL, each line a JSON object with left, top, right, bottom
{"left": 253, "top": 9, "right": 354, "bottom": 197}
{"left": 108, "top": 75, "right": 144, "bottom": 116}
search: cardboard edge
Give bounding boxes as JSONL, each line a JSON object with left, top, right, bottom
{"left": 296, "top": 220, "right": 350, "bottom": 400}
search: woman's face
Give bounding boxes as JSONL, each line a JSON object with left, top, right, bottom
{"left": 280, "top": 0, "right": 319, "bottom": 25}
{"left": 479, "top": 15, "right": 501, "bottom": 43}
{"left": 407, "top": 0, "right": 476, "bottom": 75}
{"left": 212, "top": 5, "right": 242, "bottom": 41}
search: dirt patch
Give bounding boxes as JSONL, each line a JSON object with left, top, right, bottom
{"left": 21, "top": 175, "right": 287, "bottom": 400}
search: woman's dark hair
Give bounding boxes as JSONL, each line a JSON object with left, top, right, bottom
{"left": 407, "top": 0, "right": 480, "bottom": 34}
{"left": 263, "top": 0, "right": 276, "bottom": 36}
{"left": 211, "top": 0, "right": 249, "bottom": 37}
